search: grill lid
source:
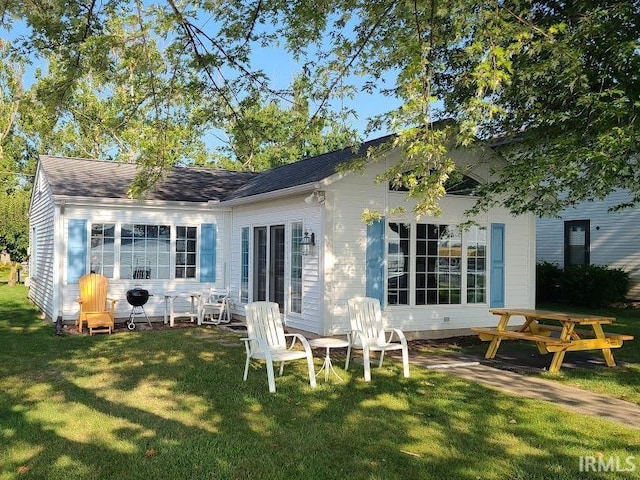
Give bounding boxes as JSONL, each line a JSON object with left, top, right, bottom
{"left": 126, "top": 288, "right": 150, "bottom": 306}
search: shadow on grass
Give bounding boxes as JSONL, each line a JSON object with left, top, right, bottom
{"left": 1, "top": 285, "right": 639, "bottom": 479}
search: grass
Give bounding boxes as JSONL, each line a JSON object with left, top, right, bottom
{"left": 1, "top": 284, "right": 639, "bottom": 479}
{"left": 449, "top": 302, "right": 640, "bottom": 405}
{"left": 539, "top": 304, "right": 640, "bottom": 404}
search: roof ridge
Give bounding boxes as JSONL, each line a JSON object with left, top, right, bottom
{"left": 40, "top": 154, "right": 133, "bottom": 162}
{"left": 261, "top": 133, "right": 396, "bottom": 173}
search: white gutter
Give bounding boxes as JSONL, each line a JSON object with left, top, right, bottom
{"left": 52, "top": 195, "right": 231, "bottom": 212}
{"left": 217, "top": 182, "right": 321, "bottom": 207}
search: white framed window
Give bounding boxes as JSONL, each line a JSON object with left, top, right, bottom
{"left": 240, "top": 227, "right": 249, "bottom": 303}
{"left": 387, "top": 222, "right": 487, "bottom": 306}
{"left": 175, "top": 226, "right": 197, "bottom": 279}
{"left": 423, "top": 224, "right": 462, "bottom": 305}
{"left": 120, "top": 224, "right": 171, "bottom": 279}
{"left": 466, "top": 226, "right": 487, "bottom": 303}
{"left": 290, "top": 222, "right": 303, "bottom": 314}
{"left": 90, "top": 223, "right": 115, "bottom": 277}
{"left": 387, "top": 222, "right": 410, "bottom": 305}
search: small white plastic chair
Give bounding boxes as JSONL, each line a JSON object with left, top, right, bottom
{"left": 346, "top": 297, "right": 410, "bottom": 381}
{"left": 197, "top": 288, "right": 231, "bottom": 325}
{"left": 241, "top": 301, "right": 317, "bottom": 393}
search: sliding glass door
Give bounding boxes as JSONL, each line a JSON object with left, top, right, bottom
{"left": 253, "top": 225, "right": 285, "bottom": 308}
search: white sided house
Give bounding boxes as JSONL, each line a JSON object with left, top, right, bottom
{"left": 536, "top": 189, "right": 640, "bottom": 299}
{"left": 29, "top": 135, "right": 536, "bottom": 338}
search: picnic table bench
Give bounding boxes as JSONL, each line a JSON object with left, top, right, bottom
{"left": 471, "top": 308, "right": 634, "bottom": 373}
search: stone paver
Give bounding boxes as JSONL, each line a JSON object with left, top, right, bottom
{"left": 408, "top": 352, "right": 640, "bottom": 429}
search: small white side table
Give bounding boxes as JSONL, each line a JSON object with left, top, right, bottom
{"left": 308, "top": 337, "right": 350, "bottom": 382}
{"left": 163, "top": 293, "right": 200, "bottom": 327}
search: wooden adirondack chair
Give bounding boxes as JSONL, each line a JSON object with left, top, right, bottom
{"left": 241, "top": 301, "right": 317, "bottom": 393}
{"left": 346, "top": 297, "right": 410, "bottom": 381}
{"left": 77, "top": 273, "right": 117, "bottom": 335}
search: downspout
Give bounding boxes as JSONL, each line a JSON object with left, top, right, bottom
{"left": 319, "top": 192, "right": 327, "bottom": 334}
{"left": 55, "top": 201, "right": 65, "bottom": 326}
{"left": 223, "top": 209, "right": 231, "bottom": 288}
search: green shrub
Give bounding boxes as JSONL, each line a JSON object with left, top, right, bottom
{"left": 0, "top": 263, "right": 10, "bottom": 282}
{"left": 536, "top": 261, "right": 563, "bottom": 303}
{"left": 560, "top": 264, "right": 630, "bottom": 308}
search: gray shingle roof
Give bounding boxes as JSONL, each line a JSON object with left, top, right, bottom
{"left": 228, "top": 134, "right": 394, "bottom": 199}
{"left": 39, "top": 156, "right": 258, "bottom": 202}
{"left": 38, "top": 134, "right": 394, "bottom": 203}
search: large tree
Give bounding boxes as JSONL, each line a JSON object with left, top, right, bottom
{"left": 2, "top": 1, "right": 638, "bottom": 216}
{"left": 0, "top": 39, "right": 32, "bottom": 284}
{"left": 6, "top": 6, "right": 214, "bottom": 198}
{"left": 214, "top": 75, "right": 358, "bottom": 171}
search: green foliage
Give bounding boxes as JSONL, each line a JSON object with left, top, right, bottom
{"left": 0, "top": 263, "right": 10, "bottom": 282}
{"left": 20, "top": 13, "right": 212, "bottom": 197}
{"left": 535, "top": 261, "right": 563, "bottom": 304}
{"left": 213, "top": 75, "right": 359, "bottom": 171}
{"left": 537, "top": 262, "right": 631, "bottom": 307}
{"left": 3, "top": 3, "right": 359, "bottom": 190}
{"left": 0, "top": 188, "right": 30, "bottom": 262}
{"left": 447, "top": 1, "right": 640, "bottom": 217}
{"left": 2, "top": 1, "right": 639, "bottom": 215}
{"left": 560, "top": 264, "right": 631, "bottom": 308}
{"left": 0, "top": 41, "right": 31, "bottom": 263}
{"left": 360, "top": 208, "right": 383, "bottom": 225}
{"left": 0, "top": 39, "right": 34, "bottom": 189}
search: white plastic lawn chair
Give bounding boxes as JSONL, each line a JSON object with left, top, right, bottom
{"left": 198, "top": 288, "right": 231, "bottom": 325}
{"left": 241, "top": 301, "right": 317, "bottom": 393}
{"left": 346, "top": 296, "right": 410, "bottom": 382}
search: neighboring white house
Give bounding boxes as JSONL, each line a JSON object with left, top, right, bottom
{"left": 536, "top": 189, "right": 640, "bottom": 299}
{"left": 29, "top": 135, "right": 536, "bottom": 338}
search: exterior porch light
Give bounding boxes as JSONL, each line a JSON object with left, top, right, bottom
{"left": 300, "top": 231, "right": 315, "bottom": 256}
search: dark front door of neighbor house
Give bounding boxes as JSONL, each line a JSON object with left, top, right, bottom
{"left": 564, "top": 220, "right": 590, "bottom": 266}
{"left": 253, "top": 225, "right": 285, "bottom": 309}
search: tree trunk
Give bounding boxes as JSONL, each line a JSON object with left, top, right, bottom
{"left": 8, "top": 262, "right": 18, "bottom": 286}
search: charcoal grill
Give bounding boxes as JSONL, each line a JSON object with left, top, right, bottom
{"left": 126, "top": 287, "right": 152, "bottom": 330}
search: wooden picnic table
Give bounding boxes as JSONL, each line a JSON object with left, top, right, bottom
{"left": 471, "top": 308, "right": 634, "bottom": 373}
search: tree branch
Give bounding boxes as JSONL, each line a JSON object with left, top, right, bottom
{"left": 242, "top": 0, "right": 263, "bottom": 47}
{"left": 59, "top": 0, "right": 98, "bottom": 104}
{"left": 500, "top": 4, "right": 552, "bottom": 40}
{"left": 310, "top": 0, "right": 399, "bottom": 123}
{"left": 166, "top": 0, "right": 242, "bottom": 121}
{"left": 135, "top": 0, "right": 163, "bottom": 125}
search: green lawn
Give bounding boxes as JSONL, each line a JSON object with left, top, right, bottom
{"left": 1, "top": 284, "right": 639, "bottom": 480}
{"left": 447, "top": 302, "right": 640, "bottom": 405}
{"left": 538, "top": 303, "right": 640, "bottom": 404}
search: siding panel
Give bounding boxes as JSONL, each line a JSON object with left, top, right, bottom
{"left": 27, "top": 169, "right": 57, "bottom": 321}
{"left": 324, "top": 154, "right": 536, "bottom": 336}
{"left": 45, "top": 203, "right": 225, "bottom": 322}
{"left": 537, "top": 190, "right": 640, "bottom": 298}
{"left": 231, "top": 198, "right": 322, "bottom": 334}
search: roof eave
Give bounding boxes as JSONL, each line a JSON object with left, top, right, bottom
{"left": 52, "top": 195, "right": 230, "bottom": 211}
{"left": 218, "top": 182, "right": 321, "bottom": 207}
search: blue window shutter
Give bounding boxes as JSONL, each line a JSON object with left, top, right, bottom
{"left": 200, "top": 224, "right": 217, "bottom": 282}
{"left": 366, "top": 218, "right": 385, "bottom": 305}
{"left": 490, "top": 223, "right": 505, "bottom": 308}
{"left": 67, "top": 219, "right": 87, "bottom": 284}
